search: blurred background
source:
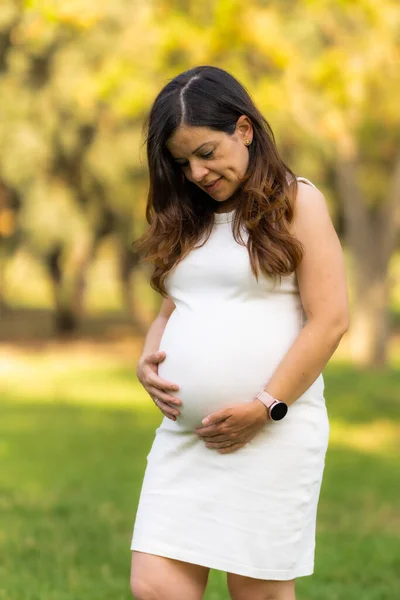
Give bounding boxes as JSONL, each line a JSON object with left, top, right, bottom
{"left": 0, "top": 1, "right": 399, "bottom": 599}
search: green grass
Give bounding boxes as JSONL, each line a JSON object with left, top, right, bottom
{"left": 0, "top": 353, "right": 399, "bottom": 600}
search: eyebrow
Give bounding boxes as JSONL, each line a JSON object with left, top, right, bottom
{"left": 172, "top": 141, "right": 217, "bottom": 161}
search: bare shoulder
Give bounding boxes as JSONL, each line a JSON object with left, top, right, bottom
{"left": 288, "top": 180, "right": 350, "bottom": 329}
{"left": 289, "top": 180, "right": 332, "bottom": 237}
{"left": 288, "top": 180, "right": 338, "bottom": 253}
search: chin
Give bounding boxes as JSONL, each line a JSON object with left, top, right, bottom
{"left": 217, "top": 190, "right": 234, "bottom": 202}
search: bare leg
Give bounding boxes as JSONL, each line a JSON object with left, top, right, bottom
{"left": 130, "top": 551, "right": 210, "bottom": 600}
{"left": 227, "top": 572, "right": 296, "bottom": 600}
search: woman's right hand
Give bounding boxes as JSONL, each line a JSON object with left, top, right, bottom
{"left": 136, "top": 351, "right": 181, "bottom": 421}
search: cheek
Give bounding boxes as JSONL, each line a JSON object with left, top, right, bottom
{"left": 227, "top": 159, "right": 246, "bottom": 180}
{"left": 236, "top": 150, "right": 249, "bottom": 178}
{"left": 226, "top": 147, "right": 248, "bottom": 178}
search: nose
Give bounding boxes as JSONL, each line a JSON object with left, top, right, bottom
{"left": 188, "top": 162, "right": 209, "bottom": 183}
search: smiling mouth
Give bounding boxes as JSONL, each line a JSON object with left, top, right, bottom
{"left": 204, "top": 177, "right": 222, "bottom": 190}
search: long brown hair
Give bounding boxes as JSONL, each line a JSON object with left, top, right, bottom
{"left": 132, "top": 65, "right": 303, "bottom": 297}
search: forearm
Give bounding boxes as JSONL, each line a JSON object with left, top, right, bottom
{"left": 260, "top": 319, "right": 347, "bottom": 408}
{"left": 139, "top": 316, "right": 169, "bottom": 360}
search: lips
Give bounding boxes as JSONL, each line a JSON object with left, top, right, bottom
{"left": 204, "top": 177, "right": 222, "bottom": 188}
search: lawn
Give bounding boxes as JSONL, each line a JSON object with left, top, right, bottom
{"left": 0, "top": 345, "right": 399, "bottom": 600}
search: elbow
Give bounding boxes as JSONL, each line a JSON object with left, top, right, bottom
{"left": 309, "top": 313, "right": 350, "bottom": 337}
{"left": 332, "top": 313, "right": 350, "bottom": 337}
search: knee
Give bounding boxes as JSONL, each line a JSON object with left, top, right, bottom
{"left": 130, "top": 575, "right": 159, "bottom": 600}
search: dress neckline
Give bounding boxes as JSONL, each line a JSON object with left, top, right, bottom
{"left": 213, "top": 176, "right": 314, "bottom": 224}
{"left": 213, "top": 210, "right": 235, "bottom": 224}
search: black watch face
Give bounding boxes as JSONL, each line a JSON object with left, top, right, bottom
{"left": 271, "top": 402, "right": 288, "bottom": 421}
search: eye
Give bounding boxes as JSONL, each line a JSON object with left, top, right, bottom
{"left": 174, "top": 150, "right": 215, "bottom": 169}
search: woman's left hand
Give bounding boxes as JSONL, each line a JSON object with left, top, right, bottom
{"left": 195, "top": 400, "right": 270, "bottom": 454}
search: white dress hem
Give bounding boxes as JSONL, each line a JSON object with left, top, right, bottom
{"left": 131, "top": 541, "right": 314, "bottom": 581}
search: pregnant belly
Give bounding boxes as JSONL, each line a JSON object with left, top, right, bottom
{"left": 157, "top": 306, "right": 301, "bottom": 431}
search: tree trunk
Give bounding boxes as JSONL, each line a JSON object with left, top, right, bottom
{"left": 69, "top": 234, "right": 100, "bottom": 321}
{"left": 346, "top": 251, "right": 391, "bottom": 367}
{"left": 0, "top": 255, "right": 10, "bottom": 317}
{"left": 45, "top": 244, "right": 79, "bottom": 336}
{"left": 335, "top": 155, "right": 399, "bottom": 367}
{"left": 117, "top": 243, "right": 146, "bottom": 334}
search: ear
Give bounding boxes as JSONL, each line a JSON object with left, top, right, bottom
{"left": 235, "top": 115, "right": 253, "bottom": 143}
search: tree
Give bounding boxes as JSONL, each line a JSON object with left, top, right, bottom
{"left": 1, "top": 0, "right": 399, "bottom": 364}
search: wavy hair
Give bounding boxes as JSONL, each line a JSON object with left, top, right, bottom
{"left": 132, "top": 65, "right": 304, "bottom": 297}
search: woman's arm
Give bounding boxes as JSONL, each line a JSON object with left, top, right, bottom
{"left": 138, "top": 296, "right": 176, "bottom": 363}
{"left": 253, "top": 181, "right": 350, "bottom": 416}
{"left": 136, "top": 295, "right": 181, "bottom": 421}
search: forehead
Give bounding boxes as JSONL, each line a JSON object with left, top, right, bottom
{"left": 166, "top": 125, "right": 222, "bottom": 157}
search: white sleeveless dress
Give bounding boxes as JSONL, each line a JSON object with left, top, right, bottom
{"left": 130, "top": 177, "right": 330, "bottom": 580}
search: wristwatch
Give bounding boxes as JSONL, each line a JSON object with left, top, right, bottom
{"left": 256, "top": 390, "right": 288, "bottom": 421}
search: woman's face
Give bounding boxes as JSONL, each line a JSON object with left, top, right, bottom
{"left": 166, "top": 116, "right": 253, "bottom": 205}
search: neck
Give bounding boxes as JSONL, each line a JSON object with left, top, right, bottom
{"left": 214, "top": 197, "right": 241, "bottom": 214}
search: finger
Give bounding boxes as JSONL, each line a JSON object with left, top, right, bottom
{"left": 205, "top": 440, "right": 235, "bottom": 449}
{"left": 159, "top": 409, "right": 176, "bottom": 421}
{"left": 147, "top": 386, "right": 181, "bottom": 406}
{"left": 152, "top": 377, "right": 180, "bottom": 392}
{"left": 155, "top": 399, "right": 180, "bottom": 418}
{"left": 201, "top": 411, "right": 229, "bottom": 426}
{"left": 145, "top": 371, "right": 179, "bottom": 392}
{"left": 200, "top": 434, "right": 233, "bottom": 443}
{"left": 146, "top": 352, "right": 178, "bottom": 388}
{"left": 162, "top": 412, "right": 176, "bottom": 421}
{"left": 217, "top": 443, "right": 245, "bottom": 454}
{"left": 142, "top": 355, "right": 180, "bottom": 391}
{"left": 196, "top": 425, "right": 228, "bottom": 437}
{"left": 145, "top": 351, "right": 166, "bottom": 364}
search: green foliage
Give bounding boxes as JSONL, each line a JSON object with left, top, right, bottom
{"left": 1, "top": 0, "right": 399, "bottom": 230}
{"left": 0, "top": 0, "right": 399, "bottom": 353}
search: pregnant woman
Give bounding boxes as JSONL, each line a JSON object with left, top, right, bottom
{"left": 130, "top": 66, "right": 349, "bottom": 600}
